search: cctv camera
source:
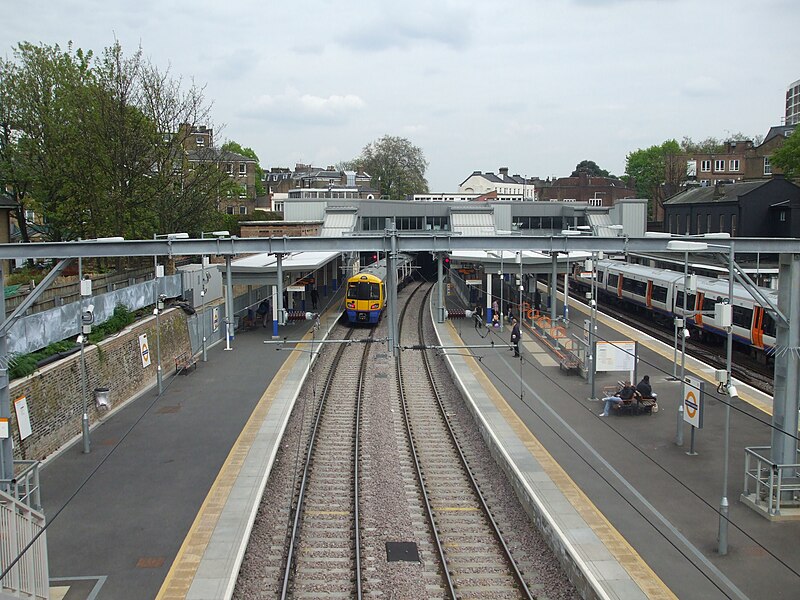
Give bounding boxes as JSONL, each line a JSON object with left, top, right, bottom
{"left": 683, "top": 328, "right": 691, "bottom": 338}
{"left": 590, "top": 299, "right": 596, "bottom": 308}
{"left": 727, "top": 384, "right": 738, "bottom": 398}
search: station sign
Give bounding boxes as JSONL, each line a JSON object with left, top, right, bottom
{"left": 287, "top": 285, "right": 306, "bottom": 292}
{"left": 466, "top": 279, "right": 482, "bottom": 286}
{"left": 683, "top": 376, "right": 704, "bottom": 428}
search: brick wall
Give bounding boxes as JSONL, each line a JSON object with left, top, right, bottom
{"left": 8, "top": 308, "right": 191, "bottom": 461}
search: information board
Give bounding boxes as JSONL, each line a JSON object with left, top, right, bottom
{"left": 595, "top": 341, "right": 636, "bottom": 373}
{"left": 138, "top": 333, "right": 151, "bottom": 368}
{"left": 14, "top": 396, "right": 32, "bottom": 440}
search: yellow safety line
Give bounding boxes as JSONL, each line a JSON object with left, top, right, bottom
{"left": 156, "top": 325, "right": 320, "bottom": 599}
{"left": 449, "top": 320, "right": 677, "bottom": 600}
{"left": 567, "top": 298, "right": 773, "bottom": 415}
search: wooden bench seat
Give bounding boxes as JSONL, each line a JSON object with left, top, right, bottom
{"left": 175, "top": 352, "right": 198, "bottom": 375}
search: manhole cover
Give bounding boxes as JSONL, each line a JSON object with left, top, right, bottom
{"left": 136, "top": 556, "right": 165, "bottom": 568}
{"left": 386, "top": 541, "right": 420, "bottom": 562}
{"left": 156, "top": 405, "right": 181, "bottom": 414}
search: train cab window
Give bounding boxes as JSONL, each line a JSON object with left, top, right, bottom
{"left": 596, "top": 270, "right": 604, "bottom": 284}
{"left": 622, "top": 278, "right": 647, "bottom": 296}
{"left": 676, "top": 291, "right": 695, "bottom": 310}
{"left": 347, "top": 281, "right": 381, "bottom": 300}
{"left": 732, "top": 305, "right": 753, "bottom": 328}
{"left": 607, "top": 273, "right": 618, "bottom": 288}
{"left": 687, "top": 294, "right": 696, "bottom": 311}
{"left": 763, "top": 311, "right": 776, "bottom": 337}
{"left": 702, "top": 297, "right": 720, "bottom": 313}
{"left": 652, "top": 285, "right": 667, "bottom": 303}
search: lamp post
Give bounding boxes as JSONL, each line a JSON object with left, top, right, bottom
{"left": 78, "top": 258, "right": 92, "bottom": 454}
{"left": 500, "top": 252, "right": 504, "bottom": 332}
{"left": 200, "top": 231, "right": 230, "bottom": 362}
{"left": 154, "top": 232, "right": 189, "bottom": 394}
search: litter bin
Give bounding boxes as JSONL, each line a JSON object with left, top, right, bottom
{"left": 94, "top": 387, "right": 110, "bottom": 410}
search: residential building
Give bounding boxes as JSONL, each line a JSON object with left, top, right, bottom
{"left": 261, "top": 164, "right": 377, "bottom": 213}
{"left": 786, "top": 78, "right": 800, "bottom": 126}
{"left": 663, "top": 177, "right": 800, "bottom": 238}
{"left": 744, "top": 125, "right": 796, "bottom": 179}
{"left": 180, "top": 124, "right": 258, "bottom": 215}
{"left": 537, "top": 170, "right": 636, "bottom": 207}
{"left": 684, "top": 139, "right": 753, "bottom": 188}
{"left": 458, "top": 167, "right": 539, "bottom": 201}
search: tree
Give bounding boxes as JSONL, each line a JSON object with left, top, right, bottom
{"left": 349, "top": 135, "right": 429, "bottom": 199}
{"left": 570, "top": 160, "right": 611, "bottom": 178}
{"left": 625, "top": 140, "right": 684, "bottom": 220}
{"left": 221, "top": 141, "right": 265, "bottom": 196}
{"left": 770, "top": 126, "right": 800, "bottom": 180}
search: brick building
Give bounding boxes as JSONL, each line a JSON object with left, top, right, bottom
{"left": 537, "top": 170, "right": 636, "bottom": 207}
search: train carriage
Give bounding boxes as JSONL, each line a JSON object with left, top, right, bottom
{"left": 345, "top": 254, "right": 414, "bottom": 324}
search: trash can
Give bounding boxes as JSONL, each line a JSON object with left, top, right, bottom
{"left": 94, "top": 387, "right": 110, "bottom": 410}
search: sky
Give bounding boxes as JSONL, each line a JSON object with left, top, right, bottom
{"left": 3, "top": 0, "right": 799, "bottom": 191}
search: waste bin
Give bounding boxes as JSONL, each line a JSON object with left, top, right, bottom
{"left": 94, "top": 387, "right": 110, "bottom": 410}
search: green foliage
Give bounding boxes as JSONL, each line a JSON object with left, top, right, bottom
{"left": 348, "top": 135, "right": 429, "bottom": 199}
{"left": 625, "top": 140, "right": 684, "bottom": 219}
{"left": 8, "top": 340, "right": 78, "bottom": 380}
{"left": 570, "top": 160, "right": 612, "bottom": 178}
{"left": 4, "top": 268, "right": 47, "bottom": 286}
{"left": 771, "top": 126, "right": 800, "bottom": 180}
{"left": 222, "top": 141, "right": 266, "bottom": 196}
{"left": 1, "top": 40, "right": 224, "bottom": 242}
{"left": 87, "top": 304, "right": 135, "bottom": 344}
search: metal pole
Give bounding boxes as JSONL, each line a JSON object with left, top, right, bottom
{"left": 201, "top": 233, "right": 207, "bottom": 362}
{"left": 589, "top": 252, "right": 597, "bottom": 400}
{"left": 563, "top": 257, "right": 569, "bottom": 324}
{"left": 500, "top": 253, "right": 504, "bottom": 332}
{"left": 672, "top": 318, "right": 679, "bottom": 379}
{"left": 225, "top": 255, "right": 233, "bottom": 351}
{"left": 718, "top": 243, "right": 734, "bottom": 555}
{"left": 154, "top": 247, "right": 163, "bottom": 395}
{"left": 0, "top": 267, "right": 12, "bottom": 487}
{"left": 79, "top": 255, "right": 90, "bottom": 454}
{"left": 519, "top": 252, "right": 523, "bottom": 327}
{"left": 676, "top": 404, "right": 684, "bottom": 446}
{"left": 486, "top": 271, "right": 492, "bottom": 325}
{"left": 437, "top": 252, "right": 444, "bottom": 323}
{"left": 551, "top": 252, "right": 558, "bottom": 322}
{"left": 679, "top": 250, "right": 689, "bottom": 434}
{"left": 388, "top": 224, "right": 399, "bottom": 357}
{"left": 276, "top": 254, "right": 285, "bottom": 326}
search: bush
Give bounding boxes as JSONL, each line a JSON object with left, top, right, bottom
{"left": 88, "top": 305, "right": 135, "bottom": 344}
{"left": 9, "top": 340, "right": 79, "bottom": 380}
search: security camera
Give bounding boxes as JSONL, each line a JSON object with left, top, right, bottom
{"left": 159, "top": 294, "right": 167, "bottom": 302}
{"left": 727, "top": 384, "right": 738, "bottom": 398}
{"left": 590, "top": 299, "right": 596, "bottom": 308}
{"left": 153, "top": 308, "right": 159, "bottom": 315}
{"left": 683, "top": 328, "right": 691, "bottom": 338}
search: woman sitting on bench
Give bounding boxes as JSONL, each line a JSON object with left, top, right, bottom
{"left": 636, "top": 375, "right": 657, "bottom": 400}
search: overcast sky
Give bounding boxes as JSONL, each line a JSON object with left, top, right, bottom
{"left": 4, "top": 0, "right": 798, "bottom": 190}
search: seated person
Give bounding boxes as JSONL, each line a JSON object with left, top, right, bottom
{"left": 492, "top": 312, "right": 500, "bottom": 328}
{"left": 636, "top": 375, "right": 657, "bottom": 400}
{"left": 599, "top": 381, "right": 637, "bottom": 416}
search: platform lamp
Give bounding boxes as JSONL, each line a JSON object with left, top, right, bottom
{"left": 154, "top": 232, "right": 189, "bottom": 394}
{"left": 200, "top": 231, "right": 230, "bottom": 362}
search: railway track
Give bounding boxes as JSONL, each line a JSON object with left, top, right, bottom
{"left": 397, "top": 283, "right": 534, "bottom": 599}
{"left": 279, "top": 326, "right": 372, "bottom": 599}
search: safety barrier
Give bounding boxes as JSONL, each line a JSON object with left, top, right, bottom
{"left": 0, "top": 488, "right": 48, "bottom": 600}
{"left": 743, "top": 446, "right": 800, "bottom": 516}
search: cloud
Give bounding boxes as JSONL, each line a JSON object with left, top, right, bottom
{"left": 680, "top": 76, "right": 722, "bottom": 98}
{"left": 337, "top": 5, "right": 471, "bottom": 51}
{"left": 241, "top": 87, "right": 365, "bottom": 125}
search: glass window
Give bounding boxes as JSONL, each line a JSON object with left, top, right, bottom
{"left": 225, "top": 163, "right": 233, "bottom": 174}
{"left": 347, "top": 281, "right": 380, "bottom": 300}
{"left": 239, "top": 206, "right": 247, "bottom": 215}
{"left": 652, "top": 285, "right": 668, "bottom": 303}
{"left": 720, "top": 214, "right": 726, "bottom": 231}
{"left": 763, "top": 311, "right": 776, "bottom": 337}
{"left": 697, "top": 214, "right": 703, "bottom": 234}
{"left": 239, "top": 163, "right": 247, "bottom": 175}
{"left": 729, "top": 159, "right": 740, "bottom": 172}
{"left": 700, "top": 160, "right": 711, "bottom": 172}
{"left": 707, "top": 214, "right": 712, "bottom": 232}
{"left": 764, "top": 157, "right": 772, "bottom": 175}
{"left": 607, "top": 273, "right": 618, "bottom": 288}
{"left": 732, "top": 305, "right": 753, "bottom": 328}
{"left": 714, "top": 159, "right": 725, "bottom": 171}
{"left": 731, "top": 214, "right": 737, "bottom": 236}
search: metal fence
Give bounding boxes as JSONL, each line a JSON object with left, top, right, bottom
{"left": 743, "top": 446, "right": 800, "bottom": 515}
{"left": 0, "top": 488, "right": 47, "bottom": 600}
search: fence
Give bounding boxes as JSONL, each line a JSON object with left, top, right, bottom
{"left": 0, "top": 488, "right": 47, "bottom": 600}
{"left": 743, "top": 446, "right": 800, "bottom": 516}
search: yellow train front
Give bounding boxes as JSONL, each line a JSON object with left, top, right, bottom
{"left": 345, "top": 256, "right": 414, "bottom": 324}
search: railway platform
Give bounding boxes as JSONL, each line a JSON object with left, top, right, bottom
{"left": 441, "top": 290, "right": 798, "bottom": 599}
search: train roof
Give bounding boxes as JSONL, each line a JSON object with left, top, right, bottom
{"left": 598, "top": 260, "right": 684, "bottom": 284}
{"left": 351, "top": 254, "right": 413, "bottom": 282}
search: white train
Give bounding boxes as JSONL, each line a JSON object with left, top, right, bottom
{"left": 572, "top": 260, "right": 778, "bottom": 356}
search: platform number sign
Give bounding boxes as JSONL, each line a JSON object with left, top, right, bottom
{"left": 683, "top": 376, "right": 704, "bottom": 429}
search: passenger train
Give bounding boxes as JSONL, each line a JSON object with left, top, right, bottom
{"left": 344, "top": 254, "right": 415, "bottom": 324}
{"left": 572, "top": 259, "right": 778, "bottom": 356}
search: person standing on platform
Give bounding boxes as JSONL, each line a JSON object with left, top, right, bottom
{"left": 510, "top": 317, "right": 521, "bottom": 357}
{"left": 257, "top": 299, "right": 270, "bottom": 328}
{"left": 492, "top": 298, "right": 499, "bottom": 320}
{"left": 473, "top": 304, "right": 483, "bottom": 329}
{"left": 310, "top": 287, "right": 319, "bottom": 310}
{"left": 533, "top": 289, "right": 541, "bottom": 313}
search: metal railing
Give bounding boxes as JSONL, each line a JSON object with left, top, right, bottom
{"left": 743, "top": 446, "right": 800, "bottom": 515}
{"left": 0, "top": 462, "right": 42, "bottom": 512}
{"left": 0, "top": 488, "right": 48, "bottom": 600}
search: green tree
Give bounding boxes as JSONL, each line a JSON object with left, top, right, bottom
{"left": 625, "top": 139, "right": 684, "bottom": 220}
{"left": 570, "top": 160, "right": 611, "bottom": 178}
{"left": 770, "top": 126, "right": 800, "bottom": 180}
{"left": 349, "top": 135, "right": 429, "bottom": 199}
{"left": 221, "top": 141, "right": 266, "bottom": 196}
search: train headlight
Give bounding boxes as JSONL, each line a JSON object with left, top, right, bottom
{"left": 347, "top": 301, "right": 355, "bottom": 309}
{"left": 370, "top": 303, "right": 380, "bottom": 310}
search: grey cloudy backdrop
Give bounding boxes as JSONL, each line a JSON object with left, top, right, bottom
{"left": 4, "top": 0, "right": 798, "bottom": 190}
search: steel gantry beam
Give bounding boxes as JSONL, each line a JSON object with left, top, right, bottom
{"left": 1, "top": 236, "right": 800, "bottom": 259}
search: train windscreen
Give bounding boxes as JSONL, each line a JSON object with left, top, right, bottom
{"left": 347, "top": 281, "right": 381, "bottom": 300}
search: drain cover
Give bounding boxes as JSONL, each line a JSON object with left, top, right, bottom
{"left": 136, "top": 556, "right": 165, "bottom": 568}
{"left": 156, "top": 405, "right": 180, "bottom": 414}
{"left": 386, "top": 541, "right": 420, "bottom": 562}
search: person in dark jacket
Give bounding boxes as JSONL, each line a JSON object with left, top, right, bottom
{"left": 600, "top": 381, "right": 637, "bottom": 416}
{"left": 636, "top": 375, "right": 657, "bottom": 400}
{"left": 510, "top": 317, "right": 521, "bottom": 357}
{"left": 257, "top": 299, "right": 270, "bottom": 327}
{"left": 310, "top": 287, "right": 319, "bottom": 309}
{"left": 473, "top": 304, "right": 483, "bottom": 329}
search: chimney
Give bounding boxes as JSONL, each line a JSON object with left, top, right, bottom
{"left": 499, "top": 167, "right": 509, "bottom": 180}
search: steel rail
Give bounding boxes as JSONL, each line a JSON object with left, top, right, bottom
{"left": 415, "top": 286, "right": 534, "bottom": 599}
{"left": 279, "top": 326, "right": 367, "bottom": 599}
{"left": 395, "top": 281, "right": 458, "bottom": 599}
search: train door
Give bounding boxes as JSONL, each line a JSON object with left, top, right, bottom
{"left": 616, "top": 272, "right": 623, "bottom": 298}
{"left": 752, "top": 306, "right": 764, "bottom": 348}
{"left": 696, "top": 292, "right": 705, "bottom": 327}
{"left": 381, "top": 283, "right": 387, "bottom": 309}
{"left": 646, "top": 280, "right": 653, "bottom": 309}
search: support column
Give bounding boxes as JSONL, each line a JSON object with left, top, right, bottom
{"left": 225, "top": 256, "right": 234, "bottom": 350}
{"left": 486, "top": 271, "right": 493, "bottom": 323}
{"left": 551, "top": 252, "right": 558, "bottom": 322}
{"left": 437, "top": 252, "right": 445, "bottom": 323}
{"left": 276, "top": 254, "right": 285, "bottom": 326}
{"left": 271, "top": 285, "right": 279, "bottom": 337}
{"left": 387, "top": 225, "right": 399, "bottom": 357}
{"left": 0, "top": 269, "right": 13, "bottom": 487}
{"left": 771, "top": 253, "right": 800, "bottom": 472}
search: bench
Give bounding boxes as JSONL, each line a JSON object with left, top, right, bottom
{"left": 175, "top": 352, "right": 197, "bottom": 375}
{"left": 559, "top": 351, "right": 580, "bottom": 374}
{"left": 615, "top": 397, "right": 656, "bottom": 416}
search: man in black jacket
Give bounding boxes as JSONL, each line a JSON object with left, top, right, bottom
{"left": 636, "top": 375, "right": 657, "bottom": 400}
{"left": 510, "top": 317, "right": 521, "bottom": 357}
{"left": 600, "top": 381, "right": 636, "bottom": 416}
